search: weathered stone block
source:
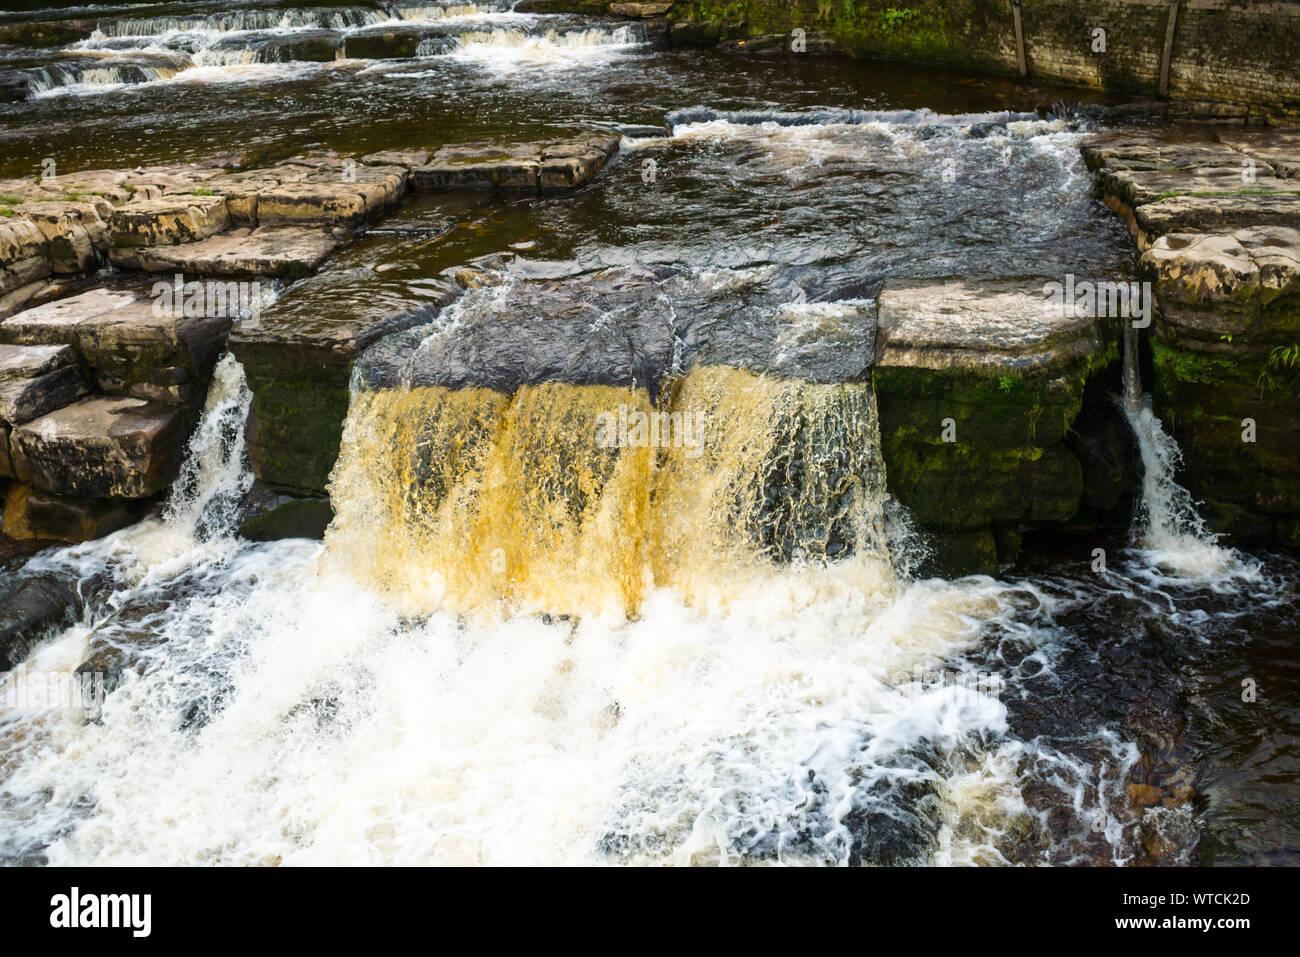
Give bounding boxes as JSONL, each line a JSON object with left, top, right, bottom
{"left": 118, "top": 227, "right": 341, "bottom": 278}
{"left": 0, "top": 343, "right": 88, "bottom": 424}
{"left": 239, "top": 481, "right": 334, "bottom": 540}
{"left": 609, "top": 2, "right": 670, "bottom": 16}
{"left": 18, "top": 201, "right": 108, "bottom": 274}
{"left": 413, "top": 152, "right": 541, "bottom": 192}
{"left": 75, "top": 299, "right": 232, "bottom": 404}
{"left": 0, "top": 218, "right": 51, "bottom": 296}
{"left": 16, "top": 487, "right": 138, "bottom": 542}
{"left": 0, "top": 422, "right": 12, "bottom": 479}
{"left": 11, "top": 395, "right": 186, "bottom": 499}
{"left": 873, "top": 278, "right": 1108, "bottom": 571}
{"left": 107, "top": 194, "right": 230, "bottom": 249}
{"left": 0, "top": 287, "right": 137, "bottom": 346}
{"left": 229, "top": 261, "right": 451, "bottom": 494}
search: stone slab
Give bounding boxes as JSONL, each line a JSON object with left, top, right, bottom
{"left": 117, "top": 227, "right": 341, "bottom": 278}
{"left": 876, "top": 277, "right": 1103, "bottom": 373}
{"left": 0, "top": 287, "right": 138, "bottom": 346}
{"left": 10, "top": 395, "right": 185, "bottom": 499}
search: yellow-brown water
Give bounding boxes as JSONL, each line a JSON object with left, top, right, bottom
{"left": 326, "top": 365, "right": 890, "bottom": 618}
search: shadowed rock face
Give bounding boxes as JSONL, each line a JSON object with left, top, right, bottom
{"left": 0, "top": 574, "right": 82, "bottom": 672}
{"left": 1086, "top": 127, "right": 1300, "bottom": 544}
{"left": 873, "top": 277, "right": 1109, "bottom": 575}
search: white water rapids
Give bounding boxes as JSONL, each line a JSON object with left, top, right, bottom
{"left": 0, "top": 353, "right": 1122, "bottom": 866}
{"left": 20, "top": 5, "right": 649, "bottom": 96}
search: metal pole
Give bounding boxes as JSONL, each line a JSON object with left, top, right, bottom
{"left": 1012, "top": 0, "right": 1028, "bottom": 78}
{"left": 1159, "top": 0, "right": 1180, "bottom": 98}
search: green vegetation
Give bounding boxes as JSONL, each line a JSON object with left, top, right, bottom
{"left": 879, "top": 7, "right": 918, "bottom": 33}
{"left": 1259, "top": 343, "right": 1300, "bottom": 397}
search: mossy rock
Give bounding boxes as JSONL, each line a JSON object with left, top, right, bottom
{"left": 240, "top": 482, "right": 334, "bottom": 541}
{"left": 244, "top": 375, "right": 352, "bottom": 496}
{"left": 916, "top": 526, "right": 998, "bottom": 578}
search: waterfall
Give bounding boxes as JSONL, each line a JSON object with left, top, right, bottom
{"left": 325, "top": 366, "right": 893, "bottom": 618}
{"left": 161, "top": 355, "right": 254, "bottom": 541}
{"left": 1120, "top": 321, "right": 1248, "bottom": 577}
{"left": 446, "top": 24, "right": 649, "bottom": 68}
{"left": 91, "top": 8, "right": 389, "bottom": 39}
{"left": 2, "top": 357, "right": 1035, "bottom": 867}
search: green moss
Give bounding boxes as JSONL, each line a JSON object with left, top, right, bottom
{"left": 1152, "top": 340, "right": 1238, "bottom": 386}
{"left": 0, "top": 194, "right": 20, "bottom": 205}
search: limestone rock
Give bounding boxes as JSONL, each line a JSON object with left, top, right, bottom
{"left": 414, "top": 144, "right": 542, "bottom": 192}
{"left": 360, "top": 149, "right": 432, "bottom": 169}
{"left": 0, "top": 287, "right": 138, "bottom": 346}
{"left": 229, "top": 267, "right": 451, "bottom": 494}
{"left": 239, "top": 481, "right": 334, "bottom": 540}
{"left": 107, "top": 194, "right": 230, "bottom": 249}
{"left": 11, "top": 487, "right": 139, "bottom": 542}
{"left": 0, "top": 276, "right": 94, "bottom": 321}
{"left": 1216, "top": 129, "right": 1300, "bottom": 179}
{"left": 0, "top": 218, "right": 51, "bottom": 296}
{"left": 256, "top": 166, "right": 406, "bottom": 228}
{"left": 609, "top": 2, "right": 671, "bottom": 17}
{"left": 0, "top": 343, "right": 88, "bottom": 425}
{"left": 1140, "top": 227, "right": 1300, "bottom": 352}
{"left": 343, "top": 29, "right": 430, "bottom": 60}
{"left": 1098, "top": 167, "right": 1299, "bottom": 209}
{"left": 1081, "top": 137, "right": 1248, "bottom": 173}
{"left": 10, "top": 395, "right": 186, "bottom": 499}
{"left": 1135, "top": 193, "right": 1300, "bottom": 245}
{"left": 198, "top": 168, "right": 309, "bottom": 226}
{"left": 117, "top": 227, "right": 341, "bottom": 278}
{"left": 75, "top": 298, "right": 232, "bottom": 404}
{"left": 412, "top": 134, "right": 619, "bottom": 194}
{"left": 0, "top": 422, "right": 13, "bottom": 479}
{"left": 876, "top": 277, "right": 1102, "bottom": 373}
{"left": 14, "top": 201, "right": 108, "bottom": 274}
{"left": 874, "top": 278, "right": 1100, "bottom": 573}
{"left": 0, "top": 574, "right": 83, "bottom": 671}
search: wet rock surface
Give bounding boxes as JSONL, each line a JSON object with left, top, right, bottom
{"left": 0, "top": 573, "right": 83, "bottom": 672}
{"left": 119, "top": 227, "right": 343, "bottom": 278}
{"left": 238, "top": 480, "right": 334, "bottom": 541}
{"left": 413, "top": 133, "right": 621, "bottom": 194}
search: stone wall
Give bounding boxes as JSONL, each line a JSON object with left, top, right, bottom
{"left": 669, "top": 0, "right": 1300, "bottom": 118}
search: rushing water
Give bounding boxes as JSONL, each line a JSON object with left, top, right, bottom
{"left": 0, "top": 1, "right": 1296, "bottom": 866}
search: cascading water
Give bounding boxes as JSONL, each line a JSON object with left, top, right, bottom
{"left": 7, "top": 4, "right": 648, "bottom": 95}
{"left": 0, "top": 345, "right": 1077, "bottom": 866}
{"left": 326, "top": 364, "right": 892, "bottom": 618}
{"left": 1120, "top": 321, "right": 1253, "bottom": 579}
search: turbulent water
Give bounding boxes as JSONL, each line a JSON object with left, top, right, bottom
{"left": 0, "top": 348, "right": 1293, "bottom": 865}
{"left": 1, "top": 2, "right": 1297, "bottom": 866}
